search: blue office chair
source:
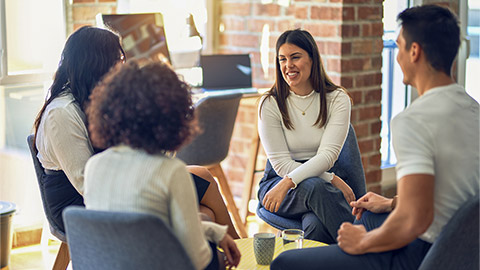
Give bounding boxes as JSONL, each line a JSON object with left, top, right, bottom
{"left": 419, "top": 194, "right": 479, "bottom": 270}
{"left": 176, "top": 92, "right": 248, "bottom": 238}
{"left": 27, "top": 135, "right": 70, "bottom": 270}
{"left": 256, "top": 124, "right": 366, "bottom": 239}
{"left": 63, "top": 207, "right": 195, "bottom": 270}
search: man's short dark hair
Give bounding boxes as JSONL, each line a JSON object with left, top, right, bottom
{"left": 397, "top": 4, "right": 460, "bottom": 75}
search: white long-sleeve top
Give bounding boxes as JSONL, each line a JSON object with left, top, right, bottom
{"left": 84, "top": 145, "right": 227, "bottom": 270}
{"left": 258, "top": 89, "right": 351, "bottom": 186}
{"left": 35, "top": 92, "right": 94, "bottom": 194}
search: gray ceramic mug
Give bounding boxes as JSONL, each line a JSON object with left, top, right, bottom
{"left": 253, "top": 233, "right": 276, "bottom": 265}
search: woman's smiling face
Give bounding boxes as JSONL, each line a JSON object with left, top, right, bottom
{"left": 278, "top": 43, "right": 313, "bottom": 95}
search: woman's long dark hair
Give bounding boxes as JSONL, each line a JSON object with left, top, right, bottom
{"left": 260, "top": 29, "right": 349, "bottom": 130}
{"left": 33, "top": 26, "right": 125, "bottom": 141}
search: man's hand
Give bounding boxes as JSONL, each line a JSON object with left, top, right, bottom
{"left": 350, "top": 192, "right": 393, "bottom": 220}
{"left": 218, "top": 234, "right": 241, "bottom": 269}
{"left": 337, "top": 222, "right": 368, "bottom": 255}
{"left": 331, "top": 175, "right": 356, "bottom": 204}
{"left": 262, "top": 177, "right": 295, "bottom": 212}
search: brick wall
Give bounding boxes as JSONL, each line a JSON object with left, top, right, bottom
{"left": 219, "top": 0, "right": 384, "bottom": 197}
{"left": 67, "top": 0, "right": 117, "bottom": 33}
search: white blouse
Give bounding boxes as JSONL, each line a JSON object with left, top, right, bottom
{"left": 84, "top": 145, "right": 227, "bottom": 270}
{"left": 35, "top": 92, "right": 94, "bottom": 194}
{"left": 258, "top": 89, "right": 351, "bottom": 186}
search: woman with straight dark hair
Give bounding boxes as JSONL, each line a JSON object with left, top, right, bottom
{"left": 33, "top": 26, "right": 126, "bottom": 232}
{"left": 33, "top": 26, "right": 240, "bottom": 239}
{"left": 258, "top": 29, "right": 355, "bottom": 243}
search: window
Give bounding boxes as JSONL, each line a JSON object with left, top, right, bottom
{"left": 380, "top": 0, "right": 411, "bottom": 168}
{"left": 0, "top": 0, "right": 66, "bottom": 150}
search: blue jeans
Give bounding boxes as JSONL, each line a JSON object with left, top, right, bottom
{"left": 271, "top": 211, "right": 432, "bottom": 270}
{"left": 258, "top": 160, "right": 355, "bottom": 244}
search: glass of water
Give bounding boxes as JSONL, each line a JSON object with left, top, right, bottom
{"left": 282, "top": 229, "right": 304, "bottom": 250}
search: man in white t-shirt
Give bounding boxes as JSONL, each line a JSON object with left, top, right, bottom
{"left": 271, "top": 4, "right": 479, "bottom": 270}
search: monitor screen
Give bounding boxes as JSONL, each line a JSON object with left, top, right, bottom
{"left": 97, "top": 13, "right": 171, "bottom": 65}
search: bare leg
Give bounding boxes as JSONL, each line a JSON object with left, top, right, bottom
{"left": 187, "top": 166, "right": 241, "bottom": 239}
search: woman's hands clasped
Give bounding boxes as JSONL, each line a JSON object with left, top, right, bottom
{"left": 262, "top": 177, "right": 295, "bottom": 213}
{"left": 331, "top": 175, "right": 356, "bottom": 204}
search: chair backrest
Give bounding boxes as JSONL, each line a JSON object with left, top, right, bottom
{"left": 63, "top": 207, "right": 195, "bottom": 270}
{"left": 257, "top": 124, "right": 366, "bottom": 230}
{"left": 26, "top": 135, "right": 67, "bottom": 242}
{"left": 176, "top": 92, "right": 242, "bottom": 166}
{"left": 418, "top": 194, "right": 479, "bottom": 270}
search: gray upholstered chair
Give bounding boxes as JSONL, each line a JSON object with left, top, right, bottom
{"left": 256, "top": 124, "right": 367, "bottom": 241}
{"left": 27, "top": 135, "right": 70, "bottom": 270}
{"left": 176, "top": 92, "right": 248, "bottom": 237}
{"left": 63, "top": 207, "right": 195, "bottom": 270}
{"left": 419, "top": 194, "right": 479, "bottom": 270}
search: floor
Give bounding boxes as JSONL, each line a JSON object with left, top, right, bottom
{"left": 2, "top": 215, "right": 277, "bottom": 270}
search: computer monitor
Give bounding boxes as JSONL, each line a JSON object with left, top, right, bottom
{"left": 200, "top": 54, "right": 253, "bottom": 90}
{"left": 97, "top": 13, "right": 171, "bottom": 65}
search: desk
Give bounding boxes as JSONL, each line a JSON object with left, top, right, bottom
{"left": 233, "top": 237, "right": 327, "bottom": 270}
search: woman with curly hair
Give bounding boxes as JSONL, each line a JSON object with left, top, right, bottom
{"left": 84, "top": 60, "right": 241, "bottom": 270}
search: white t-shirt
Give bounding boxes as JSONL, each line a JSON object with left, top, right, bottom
{"left": 392, "top": 83, "right": 479, "bottom": 243}
{"left": 258, "top": 89, "right": 351, "bottom": 186}
{"left": 84, "top": 145, "right": 227, "bottom": 270}
{"left": 36, "top": 92, "right": 94, "bottom": 194}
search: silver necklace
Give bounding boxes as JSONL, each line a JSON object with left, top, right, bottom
{"left": 290, "top": 96, "right": 315, "bottom": 116}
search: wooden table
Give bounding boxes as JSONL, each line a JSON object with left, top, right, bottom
{"left": 233, "top": 237, "right": 327, "bottom": 269}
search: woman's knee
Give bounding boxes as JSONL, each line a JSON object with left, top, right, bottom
{"left": 187, "top": 166, "right": 216, "bottom": 185}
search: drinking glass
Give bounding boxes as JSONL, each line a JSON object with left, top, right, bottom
{"left": 282, "top": 229, "right": 304, "bottom": 250}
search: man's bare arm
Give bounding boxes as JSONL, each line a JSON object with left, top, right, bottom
{"left": 338, "top": 174, "right": 434, "bottom": 254}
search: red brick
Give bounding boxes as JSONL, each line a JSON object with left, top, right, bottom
{"left": 311, "top": 6, "right": 342, "bottom": 20}
{"left": 353, "top": 122, "right": 369, "bottom": 137}
{"left": 349, "top": 90, "right": 363, "bottom": 105}
{"left": 365, "top": 170, "right": 382, "bottom": 184}
{"left": 294, "top": 6, "right": 308, "bottom": 19}
{"left": 365, "top": 88, "right": 382, "bottom": 103}
{"left": 72, "top": 6, "right": 113, "bottom": 21}
{"left": 340, "top": 75, "right": 354, "bottom": 89}
{"left": 254, "top": 3, "right": 280, "bottom": 16}
{"left": 369, "top": 153, "right": 382, "bottom": 167}
{"left": 304, "top": 23, "right": 338, "bottom": 38}
{"left": 358, "top": 139, "right": 374, "bottom": 153}
{"left": 371, "top": 56, "right": 382, "bottom": 69}
{"left": 359, "top": 105, "right": 381, "bottom": 120}
{"left": 326, "top": 58, "right": 341, "bottom": 73}
{"left": 276, "top": 20, "right": 295, "bottom": 32}
{"left": 317, "top": 41, "right": 343, "bottom": 56}
{"left": 371, "top": 121, "right": 382, "bottom": 135}
{"left": 352, "top": 40, "right": 374, "bottom": 55}
{"left": 341, "top": 42, "right": 352, "bottom": 55}
{"left": 220, "top": 34, "right": 259, "bottom": 48}
{"left": 222, "top": 17, "right": 246, "bottom": 32}
{"left": 247, "top": 19, "right": 275, "bottom": 32}
{"left": 340, "top": 24, "right": 360, "bottom": 38}
{"left": 341, "top": 58, "right": 371, "bottom": 72}
{"left": 350, "top": 107, "right": 359, "bottom": 122}
{"left": 374, "top": 38, "right": 384, "bottom": 53}
{"left": 73, "top": 0, "right": 94, "bottom": 3}
{"left": 221, "top": 3, "right": 251, "bottom": 17}
{"left": 355, "top": 73, "right": 382, "bottom": 87}
{"left": 357, "top": 6, "right": 382, "bottom": 20}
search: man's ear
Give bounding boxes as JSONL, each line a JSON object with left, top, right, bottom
{"left": 410, "top": 42, "right": 421, "bottom": 63}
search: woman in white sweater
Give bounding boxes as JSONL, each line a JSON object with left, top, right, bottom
{"left": 84, "top": 60, "right": 240, "bottom": 270}
{"left": 258, "top": 29, "right": 356, "bottom": 244}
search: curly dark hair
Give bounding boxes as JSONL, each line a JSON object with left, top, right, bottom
{"left": 87, "top": 60, "right": 196, "bottom": 154}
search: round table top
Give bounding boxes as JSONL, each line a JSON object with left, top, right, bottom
{"left": 0, "top": 201, "right": 16, "bottom": 216}
{"left": 233, "top": 237, "right": 327, "bottom": 269}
